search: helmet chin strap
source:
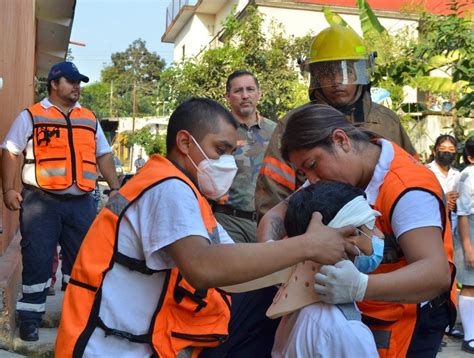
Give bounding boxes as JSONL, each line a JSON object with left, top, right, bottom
{"left": 310, "top": 84, "right": 365, "bottom": 110}
{"left": 310, "top": 85, "right": 373, "bottom": 125}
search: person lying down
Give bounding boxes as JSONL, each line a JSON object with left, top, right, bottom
{"left": 221, "top": 180, "right": 384, "bottom": 357}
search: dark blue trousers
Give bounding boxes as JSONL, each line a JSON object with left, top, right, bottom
{"left": 406, "top": 302, "right": 451, "bottom": 357}
{"left": 200, "top": 286, "right": 281, "bottom": 358}
{"left": 17, "top": 186, "right": 95, "bottom": 325}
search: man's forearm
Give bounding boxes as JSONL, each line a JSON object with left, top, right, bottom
{"left": 96, "top": 153, "right": 120, "bottom": 189}
{"left": 2, "top": 149, "right": 21, "bottom": 191}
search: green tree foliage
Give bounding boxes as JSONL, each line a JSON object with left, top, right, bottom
{"left": 377, "top": 1, "right": 473, "bottom": 116}
{"left": 35, "top": 78, "right": 48, "bottom": 103}
{"left": 126, "top": 127, "right": 166, "bottom": 156}
{"left": 101, "top": 39, "right": 166, "bottom": 117}
{"left": 161, "top": 6, "right": 312, "bottom": 120}
{"left": 80, "top": 82, "right": 111, "bottom": 119}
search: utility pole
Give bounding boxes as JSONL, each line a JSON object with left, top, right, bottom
{"left": 109, "top": 80, "right": 114, "bottom": 117}
{"left": 130, "top": 80, "right": 137, "bottom": 171}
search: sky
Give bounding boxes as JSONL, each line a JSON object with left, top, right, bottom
{"left": 70, "top": 0, "right": 174, "bottom": 83}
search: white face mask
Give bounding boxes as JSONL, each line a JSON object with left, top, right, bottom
{"left": 187, "top": 135, "right": 237, "bottom": 200}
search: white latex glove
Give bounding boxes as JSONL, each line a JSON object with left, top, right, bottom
{"left": 314, "top": 260, "right": 368, "bottom": 304}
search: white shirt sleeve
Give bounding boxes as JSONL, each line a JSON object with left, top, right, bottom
{"left": 391, "top": 190, "right": 442, "bottom": 239}
{"left": 125, "top": 179, "right": 215, "bottom": 271}
{"left": 457, "top": 170, "right": 474, "bottom": 216}
{"left": 217, "top": 222, "right": 235, "bottom": 244}
{"left": 1, "top": 110, "right": 33, "bottom": 154}
{"left": 95, "top": 121, "right": 112, "bottom": 157}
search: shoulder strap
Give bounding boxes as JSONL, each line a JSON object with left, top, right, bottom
{"left": 114, "top": 251, "right": 165, "bottom": 275}
{"left": 336, "top": 303, "right": 361, "bottom": 321}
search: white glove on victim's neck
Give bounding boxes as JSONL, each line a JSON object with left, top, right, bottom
{"left": 314, "top": 260, "right": 368, "bottom": 304}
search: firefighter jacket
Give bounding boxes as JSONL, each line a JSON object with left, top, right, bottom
{"left": 357, "top": 142, "right": 457, "bottom": 358}
{"left": 255, "top": 89, "right": 416, "bottom": 220}
{"left": 25, "top": 102, "right": 97, "bottom": 191}
{"left": 55, "top": 155, "right": 231, "bottom": 358}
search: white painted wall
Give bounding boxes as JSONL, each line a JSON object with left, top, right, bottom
{"left": 173, "top": 13, "right": 216, "bottom": 61}
{"left": 257, "top": 6, "right": 418, "bottom": 43}
{"left": 215, "top": 0, "right": 244, "bottom": 30}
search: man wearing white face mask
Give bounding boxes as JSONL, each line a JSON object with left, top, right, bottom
{"left": 211, "top": 70, "right": 276, "bottom": 244}
{"left": 56, "top": 98, "right": 358, "bottom": 357}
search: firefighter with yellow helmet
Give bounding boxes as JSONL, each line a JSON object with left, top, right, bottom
{"left": 304, "top": 24, "right": 375, "bottom": 105}
{"left": 255, "top": 25, "right": 416, "bottom": 219}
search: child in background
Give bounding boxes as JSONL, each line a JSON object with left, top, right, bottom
{"left": 455, "top": 136, "right": 474, "bottom": 354}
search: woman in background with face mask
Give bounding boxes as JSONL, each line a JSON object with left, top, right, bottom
{"left": 427, "top": 134, "right": 461, "bottom": 232}
{"left": 259, "top": 104, "right": 457, "bottom": 358}
{"left": 426, "top": 135, "right": 464, "bottom": 342}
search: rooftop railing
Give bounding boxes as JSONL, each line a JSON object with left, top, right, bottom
{"left": 165, "top": 0, "right": 198, "bottom": 29}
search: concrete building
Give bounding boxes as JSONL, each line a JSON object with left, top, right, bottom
{"left": 0, "top": 0, "right": 76, "bottom": 347}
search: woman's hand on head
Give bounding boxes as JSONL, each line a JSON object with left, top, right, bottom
{"left": 301, "top": 212, "right": 357, "bottom": 265}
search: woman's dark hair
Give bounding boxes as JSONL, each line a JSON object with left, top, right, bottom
{"left": 166, "top": 97, "right": 238, "bottom": 154}
{"left": 280, "top": 104, "right": 371, "bottom": 161}
{"left": 284, "top": 180, "right": 366, "bottom": 237}
{"left": 463, "top": 136, "right": 474, "bottom": 165}
{"left": 434, "top": 134, "right": 457, "bottom": 152}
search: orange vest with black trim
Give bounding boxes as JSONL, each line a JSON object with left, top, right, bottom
{"left": 26, "top": 102, "right": 97, "bottom": 191}
{"left": 357, "top": 142, "right": 457, "bottom": 358}
{"left": 55, "top": 154, "right": 231, "bottom": 358}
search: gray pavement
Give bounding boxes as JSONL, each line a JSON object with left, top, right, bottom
{"left": 439, "top": 336, "right": 472, "bottom": 357}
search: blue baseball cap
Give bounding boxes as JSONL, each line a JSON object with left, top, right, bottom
{"left": 47, "top": 61, "right": 89, "bottom": 83}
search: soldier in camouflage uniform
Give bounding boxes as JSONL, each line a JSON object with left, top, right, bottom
{"left": 201, "top": 72, "right": 279, "bottom": 358}
{"left": 211, "top": 70, "right": 276, "bottom": 243}
{"left": 255, "top": 25, "right": 416, "bottom": 221}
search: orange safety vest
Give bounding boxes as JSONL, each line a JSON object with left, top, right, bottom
{"left": 55, "top": 155, "right": 231, "bottom": 358}
{"left": 26, "top": 102, "right": 97, "bottom": 191}
{"left": 357, "top": 142, "right": 457, "bottom": 358}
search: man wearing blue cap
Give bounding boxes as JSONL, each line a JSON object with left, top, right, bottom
{"left": 1, "top": 61, "right": 121, "bottom": 341}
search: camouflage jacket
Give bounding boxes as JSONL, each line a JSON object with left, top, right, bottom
{"left": 255, "top": 90, "right": 416, "bottom": 220}
{"left": 218, "top": 115, "right": 276, "bottom": 212}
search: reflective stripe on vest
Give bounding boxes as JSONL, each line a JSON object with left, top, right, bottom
{"left": 260, "top": 156, "right": 297, "bottom": 191}
{"left": 26, "top": 103, "right": 97, "bottom": 192}
{"left": 357, "top": 142, "right": 456, "bottom": 358}
{"left": 56, "top": 155, "right": 231, "bottom": 358}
